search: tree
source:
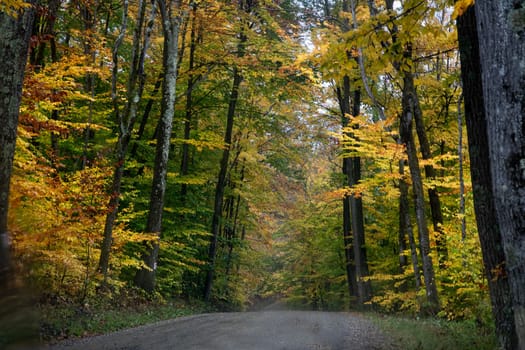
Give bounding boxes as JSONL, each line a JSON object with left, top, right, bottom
{"left": 399, "top": 74, "right": 440, "bottom": 314}
{"left": 203, "top": 0, "right": 247, "bottom": 302}
{"left": 179, "top": 1, "right": 199, "bottom": 201}
{"left": 134, "top": 0, "right": 183, "bottom": 292}
{"left": 0, "top": 1, "right": 35, "bottom": 289}
{"left": 379, "top": 0, "right": 441, "bottom": 314}
{"left": 398, "top": 158, "right": 422, "bottom": 290}
{"left": 337, "top": 77, "right": 359, "bottom": 301}
{"left": 99, "top": 0, "right": 155, "bottom": 280}
{"left": 340, "top": 0, "right": 372, "bottom": 307}
{"left": 457, "top": 1, "right": 525, "bottom": 348}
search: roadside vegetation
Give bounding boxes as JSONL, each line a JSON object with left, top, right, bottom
{"left": 39, "top": 293, "right": 211, "bottom": 342}
{"left": 371, "top": 314, "right": 497, "bottom": 350}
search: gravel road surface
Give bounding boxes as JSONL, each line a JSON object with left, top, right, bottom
{"left": 45, "top": 311, "right": 394, "bottom": 350}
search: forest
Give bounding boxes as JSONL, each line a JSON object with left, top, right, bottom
{"left": 0, "top": 0, "right": 524, "bottom": 349}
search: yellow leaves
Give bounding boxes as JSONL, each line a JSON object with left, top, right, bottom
{"left": 22, "top": 54, "right": 110, "bottom": 128}
{"left": 172, "top": 136, "right": 225, "bottom": 151}
{"left": 338, "top": 115, "right": 402, "bottom": 161}
{"left": 0, "top": 0, "right": 31, "bottom": 17}
{"left": 452, "top": 0, "right": 475, "bottom": 19}
{"left": 171, "top": 175, "right": 208, "bottom": 185}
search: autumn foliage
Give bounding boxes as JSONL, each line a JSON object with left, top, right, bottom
{"left": 1, "top": 0, "right": 498, "bottom": 343}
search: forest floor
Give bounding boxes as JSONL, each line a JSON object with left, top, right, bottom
{"left": 41, "top": 311, "right": 394, "bottom": 350}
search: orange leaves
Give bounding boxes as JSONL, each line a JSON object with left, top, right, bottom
{"left": 24, "top": 53, "right": 108, "bottom": 106}
{"left": 9, "top": 160, "right": 113, "bottom": 296}
{"left": 19, "top": 113, "right": 69, "bottom": 138}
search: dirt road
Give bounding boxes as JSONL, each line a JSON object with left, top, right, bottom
{"left": 45, "top": 311, "right": 394, "bottom": 350}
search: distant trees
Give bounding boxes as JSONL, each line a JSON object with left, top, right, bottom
{"left": 281, "top": 0, "right": 493, "bottom": 318}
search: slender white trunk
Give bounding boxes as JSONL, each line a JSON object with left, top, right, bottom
{"left": 135, "top": 0, "right": 182, "bottom": 292}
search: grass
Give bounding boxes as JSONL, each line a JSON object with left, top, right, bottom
{"left": 39, "top": 294, "right": 212, "bottom": 343}
{"left": 370, "top": 313, "right": 498, "bottom": 350}
{"left": 1, "top": 285, "right": 214, "bottom": 348}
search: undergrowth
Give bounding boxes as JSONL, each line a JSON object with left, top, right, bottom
{"left": 370, "top": 313, "right": 498, "bottom": 350}
{"left": 39, "top": 289, "right": 212, "bottom": 344}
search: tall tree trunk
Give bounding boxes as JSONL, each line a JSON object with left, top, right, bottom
{"left": 397, "top": 163, "right": 409, "bottom": 275}
{"left": 203, "top": 0, "right": 250, "bottom": 300}
{"left": 99, "top": 0, "right": 155, "bottom": 279}
{"left": 0, "top": 2, "right": 36, "bottom": 289}
{"left": 347, "top": 89, "right": 372, "bottom": 305}
{"left": 180, "top": 2, "right": 198, "bottom": 200}
{"left": 337, "top": 0, "right": 360, "bottom": 303}
{"left": 457, "top": 95, "right": 466, "bottom": 241}
{"left": 98, "top": 0, "right": 130, "bottom": 279}
{"left": 79, "top": 0, "right": 97, "bottom": 170}
{"left": 29, "top": 0, "right": 61, "bottom": 166}
{"left": 204, "top": 66, "right": 242, "bottom": 301}
{"left": 134, "top": 0, "right": 181, "bottom": 293}
{"left": 337, "top": 78, "right": 371, "bottom": 304}
{"left": 342, "top": 176, "right": 358, "bottom": 299}
{"left": 385, "top": 0, "right": 448, "bottom": 269}
{"left": 411, "top": 82, "right": 448, "bottom": 268}
{"left": 337, "top": 78, "right": 358, "bottom": 300}
{"left": 130, "top": 73, "right": 162, "bottom": 159}
{"left": 225, "top": 158, "right": 244, "bottom": 279}
{"left": 399, "top": 158, "right": 422, "bottom": 290}
{"left": 457, "top": 3, "right": 524, "bottom": 348}
{"left": 400, "top": 76, "right": 440, "bottom": 314}
{"left": 225, "top": 186, "right": 240, "bottom": 278}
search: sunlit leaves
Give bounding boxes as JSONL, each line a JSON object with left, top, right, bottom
{"left": 452, "top": 0, "right": 475, "bottom": 19}
{"left": 0, "top": 0, "right": 30, "bottom": 17}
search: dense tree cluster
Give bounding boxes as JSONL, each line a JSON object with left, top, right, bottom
{"left": 0, "top": 0, "right": 524, "bottom": 348}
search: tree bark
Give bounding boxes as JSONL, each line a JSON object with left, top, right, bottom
{"left": 398, "top": 159, "right": 422, "bottom": 290}
{"left": 400, "top": 76, "right": 440, "bottom": 314}
{"left": 385, "top": 0, "right": 448, "bottom": 269}
{"left": 0, "top": 2, "right": 36, "bottom": 289}
{"left": 225, "top": 162, "right": 244, "bottom": 279}
{"left": 410, "top": 76, "right": 448, "bottom": 269}
{"left": 457, "top": 2, "right": 524, "bottom": 348}
{"left": 203, "top": 0, "right": 250, "bottom": 301}
{"left": 336, "top": 79, "right": 358, "bottom": 300}
{"left": 347, "top": 88, "right": 372, "bottom": 305}
{"left": 337, "top": 78, "right": 372, "bottom": 305}
{"left": 180, "top": 2, "right": 199, "bottom": 200}
{"left": 99, "top": 0, "right": 156, "bottom": 279}
{"left": 130, "top": 73, "right": 162, "bottom": 160}
{"left": 457, "top": 95, "right": 466, "bottom": 241}
{"left": 204, "top": 66, "right": 242, "bottom": 301}
{"left": 134, "top": 0, "right": 181, "bottom": 293}
{"left": 98, "top": 0, "right": 131, "bottom": 279}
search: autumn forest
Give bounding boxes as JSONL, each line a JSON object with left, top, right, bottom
{"left": 1, "top": 0, "right": 524, "bottom": 349}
